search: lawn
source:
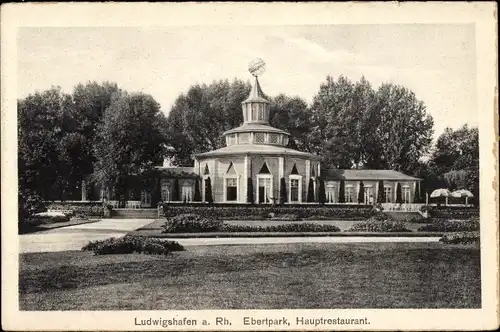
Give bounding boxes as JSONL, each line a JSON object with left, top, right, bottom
{"left": 19, "top": 242, "right": 480, "bottom": 310}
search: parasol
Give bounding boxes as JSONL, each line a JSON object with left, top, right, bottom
{"left": 430, "top": 188, "right": 452, "bottom": 205}
{"left": 451, "top": 189, "right": 474, "bottom": 206}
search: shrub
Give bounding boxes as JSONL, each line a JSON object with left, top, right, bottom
{"left": 403, "top": 215, "right": 427, "bottom": 223}
{"left": 161, "top": 214, "right": 223, "bottom": 233}
{"left": 439, "top": 232, "right": 480, "bottom": 244}
{"left": 347, "top": 220, "right": 412, "bottom": 232}
{"left": 269, "top": 213, "right": 302, "bottom": 221}
{"left": 221, "top": 223, "right": 341, "bottom": 232}
{"left": 45, "top": 202, "right": 104, "bottom": 217}
{"left": 82, "top": 235, "right": 185, "bottom": 255}
{"left": 418, "top": 218, "right": 479, "bottom": 232}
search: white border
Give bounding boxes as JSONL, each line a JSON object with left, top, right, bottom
{"left": 1, "top": 2, "right": 498, "bottom": 331}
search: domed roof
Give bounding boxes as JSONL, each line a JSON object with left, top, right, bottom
{"left": 196, "top": 143, "right": 320, "bottom": 160}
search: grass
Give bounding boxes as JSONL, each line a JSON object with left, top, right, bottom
{"left": 19, "top": 242, "right": 480, "bottom": 310}
{"left": 19, "top": 218, "right": 100, "bottom": 234}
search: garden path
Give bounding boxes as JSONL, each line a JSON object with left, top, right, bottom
{"left": 19, "top": 219, "right": 153, "bottom": 253}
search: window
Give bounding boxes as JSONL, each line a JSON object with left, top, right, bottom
{"left": 252, "top": 104, "right": 258, "bottom": 121}
{"left": 403, "top": 186, "right": 411, "bottom": 203}
{"left": 258, "top": 177, "right": 272, "bottom": 203}
{"left": 181, "top": 184, "right": 192, "bottom": 202}
{"left": 364, "top": 186, "right": 374, "bottom": 204}
{"left": 161, "top": 181, "right": 171, "bottom": 202}
{"left": 226, "top": 178, "right": 237, "bottom": 201}
{"left": 283, "top": 136, "right": 289, "bottom": 146}
{"left": 326, "top": 183, "right": 336, "bottom": 203}
{"left": 258, "top": 104, "right": 264, "bottom": 120}
{"left": 384, "top": 186, "right": 392, "bottom": 203}
{"left": 345, "top": 186, "right": 354, "bottom": 203}
{"left": 228, "top": 134, "right": 236, "bottom": 145}
{"left": 290, "top": 179, "right": 299, "bottom": 202}
{"left": 239, "top": 133, "right": 249, "bottom": 144}
{"left": 255, "top": 133, "right": 265, "bottom": 143}
{"left": 269, "top": 134, "right": 278, "bottom": 144}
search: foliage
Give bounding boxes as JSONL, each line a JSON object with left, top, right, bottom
{"left": 193, "top": 179, "right": 201, "bottom": 202}
{"left": 418, "top": 218, "right": 479, "bottom": 232}
{"left": 268, "top": 213, "right": 302, "bottom": 221}
{"left": 161, "top": 204, "right": 374, "bottom": 220}
{"left": 221, "top": 223, "right": 341, "bottom": 233}
{"left": 395, "top": 183, "right": 402, "bottom": 204}
{"left": 306, "top": 179, "right": 315, "bottom": 202}
{"left": 45, "top": 202, "right": 104, "bottom": 217}
{"left": 279, "top": 177, "right": 287, "bottom": 204}
{"left": 439, "top": 232, "right": 480, "bottom": 245}
{"left": 204, "top": 177, "right": 214, "bottom": 203}
{"left": 18, "top": 189, "right": 45, "bottom": 221}
{"left": 318, "top": 178, "right": 326, "bottom": 204}
{"left": 348, "top": 220, "right": 412, "bottom": 232}
{"left": 92, "top": 92, "right": 168, "bottom": 199}
{"left": 247, "top": 177, "right": 254, "bottom": 204}
{"left": 161, "top": 213, "right": 223, "bottom": 233}
{"left": 358, "top": 181, "right": 365, "bottom": 204}
{"left": 308, "top": 76, "right": 433, "bottom": 172}
{"left": 172, "top": 178, "right": 179, "bottom": 201}
{"left": 338, "top": 180, "right": 346, "bottom": 203}
{"left": 376, "top": 180, "right": 385, "bottom": 203}
{"left": 428, "top": 207, "right": 479, "bottom": 219}
{"left": 82, "top": 235, "right": 184, "bottom": 255}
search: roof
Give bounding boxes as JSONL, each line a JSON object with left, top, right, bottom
{"left": 154, "top": 166, "right": 198, "bottom": 178}
{"left": 195, "top": 144, "right": 320, "bottom": 160}
{"left": 323, "top": 169, "right": 422, "bottom": 181}
{"left": 242, "top": 76, "right": 269, "bottom": 104}
{"left": 223, "top": 123, "right": 289, "bottom": 136}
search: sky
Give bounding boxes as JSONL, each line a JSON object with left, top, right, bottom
{"left": 17, "top": 25, "right": 477, "bottom": 138}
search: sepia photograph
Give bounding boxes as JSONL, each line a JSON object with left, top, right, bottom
{"left": 2, "top": 2, "right": 498, "bottom": 331}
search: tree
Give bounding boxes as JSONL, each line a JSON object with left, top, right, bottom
{"left": 279, "top": 178, "right": 287, "bottom": 204}
{"left": 395, "top": 183, "right": 403, "bottom": 204}
{"left": 318, "top": 178, "right": 326, "bottom": 204}
{"left": 204, "top": 177, "right": 213, "bottom": 203}
{"left": 269, "top": 94, "right": 312, "bottom": 151}
{"left": 364, "top": 83, "right": 434, "bottom": 173}
{"left": 172, "top": 179, "right": 180, "bottom": 201}
{"left": 165, "top": 79, "right": 251, "bottom": 165}
{"left": 306, "top": 179, "right": 315, "bottom": 202}
{"left": 338, "top": 180, "right": 346, "bottom": 203}
{"left": 429, "top": 125, "right": 479, "bottom": 201}
{"left": 377, "top": 180, "right": 385, "bottom": 203}
{"left": 358, "top": 181, "right": 365, "bottom": 204}
{"left": 247, "top": 178, "right": 254, "bottom": 204}
{"left": 193, "top": 179, "right": 202, "bottom": 202}
{"left": 309, "top": 76, "right": 434, "bottom": 173}
{"left": 92, "top": 92, "right": 168, "bottom": 201}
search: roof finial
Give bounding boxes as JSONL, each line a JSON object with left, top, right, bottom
{"left": 248, "top": 58, "right": 266, "bottom": 77}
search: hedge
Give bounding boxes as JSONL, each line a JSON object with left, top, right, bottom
{"left": 347, "top": 219, "right": 412, "bottom": 232}
{"left": 45, "top": 201, "right": 104, "bottom": 217}
{"left": 418, "top": 218, "right": 479, "bottom": 232}
{"left": 427, "top": 207, "right": 479, "bottom": 220}
{"left": 161, "top": 204, "right": 374, "bottom": 220}
{"left": 439, "top": 232, "right": 480, "bottom": 244}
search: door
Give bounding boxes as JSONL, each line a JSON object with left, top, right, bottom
{"left": 364, "top": 187, "right": 374, "bottom": 204}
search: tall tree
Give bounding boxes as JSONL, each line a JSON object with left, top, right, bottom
{"left": 338, "top": 180, "right": 346, "bottom": 203}
{"left": 358, "top": 181, "right": 365, "bottom": 204}
{"left": 318, "top": 178, "right": 326, "bottom": 204}
{"left": 306, "top": 179, "right": 315, "bottom": 202}
{"left": 248, "top": 178, "right": 255, "bottom": 204}
{"left": 429, "top": 125, "right": 479, "bottom": 201}
{"left": 377, "top": 180, "right": 385, "bottom": 203}
{"left": 193, "top": 179, "right": 202, "bottom": 202}
{"left": 395, "top": 183, "right": 403, "bottom": 204}
{"left": 93, "top": 92, "right": 167, "bottom": 199}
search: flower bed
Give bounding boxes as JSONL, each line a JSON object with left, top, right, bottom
{"left": 45, "top": 201, "right": 104, "bottom": 217}
{"left": 162, "top": 214, "right": 223, "bottom": 233}
{"left": 161, "top": 204, "right": 374, "bottom": 221}
{"left": 220, "top": 223, "right": 341, "bottom": 233}
{"left": 428, "top": 207, "right": 479, "bottom": 220}
{"left": 439, "top": 232, "right": 480, "bottom": 244}
{"left": 347, "top": 219, "right": 412, "bottom": 232}
{"left": 82, "top": 235, "right": 184, "bottom": 255}
{"left": 418, "top": 218, "right": 479, "bottom": 232}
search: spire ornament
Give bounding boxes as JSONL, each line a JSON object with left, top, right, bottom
{"left": 248, "top": 58, "right": 266, "bottom": 77}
